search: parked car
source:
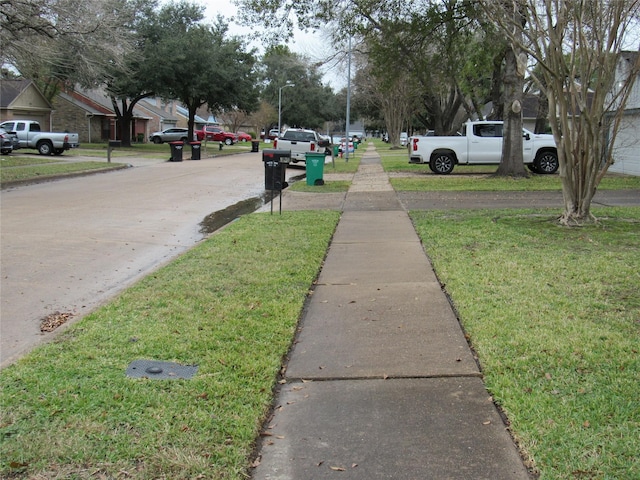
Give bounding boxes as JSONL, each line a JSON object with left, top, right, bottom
{"left": 268, "top": 129, "right": 279, "bottom": 140}
{"left": 0, "top": 130, "right": 13, "bottom": 155}
{"left": 149, "top": 128, "right": 190, "bottom": 144}
{"left": 0, "top": 128, "right": 19, "bottom": 154}
{"left": 196, "top": 126, "right": 237, "bottom": 145}
{"left": 236, "top": 131, "right": 252, "bottom": 142}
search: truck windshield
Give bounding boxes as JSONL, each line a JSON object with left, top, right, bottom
{"left": 284, "top": 131, "right": 315, "bottom": 142}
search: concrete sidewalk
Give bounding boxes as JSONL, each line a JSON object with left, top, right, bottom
{"left": 251, "top": 145, "right": 532, "bottom": 479}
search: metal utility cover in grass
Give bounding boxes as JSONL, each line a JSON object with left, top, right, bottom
{"left": 126, "top": 359, "right": 198, "bottom": 379}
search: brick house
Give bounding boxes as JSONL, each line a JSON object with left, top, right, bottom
{"left": 52, "top": 88, "right": 156, "bottom": 143}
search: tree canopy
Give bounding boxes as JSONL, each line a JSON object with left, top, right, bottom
{"left": 1, "top": 0, "right": 142, "bottom": 96}
{"left": 481, "top": 0, "right": 640, "bottom": 224}
{"left": 104, "top": 1, "right": 259, "bottom": 144}
{"left": 260, "top": 45, "right": 338, "bottom": 130}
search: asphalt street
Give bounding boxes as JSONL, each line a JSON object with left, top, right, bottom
{"left": 0, "top": 151, "right": 290, "bottom": 367}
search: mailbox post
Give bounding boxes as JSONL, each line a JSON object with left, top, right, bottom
{"left": 107, "top": 140, "right": 121, "bottom": 163}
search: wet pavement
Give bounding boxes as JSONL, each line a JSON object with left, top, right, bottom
{"left": 0, "top": 151, "right": 295, "bottom": 367}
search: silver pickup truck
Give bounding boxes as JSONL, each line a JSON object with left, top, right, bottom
{"left": 273, "top": 128, "right": 331, "bottom": 163}
{"left": 0, "top": 120, "right": 80, "bottom": 156}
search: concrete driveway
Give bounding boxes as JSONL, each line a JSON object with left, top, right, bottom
{"left": 1, "top": 151, "right": 286, "bottom": 367}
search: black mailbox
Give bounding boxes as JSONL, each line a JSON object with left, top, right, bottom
{"left": 262, "top": 149, "right": 291, "bottom": 191}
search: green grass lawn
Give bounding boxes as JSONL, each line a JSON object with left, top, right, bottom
{"left": 375, "top": 142, "right": 640, "bottom": 191}
{"left": 0, "top": 211, "right": 340, "bottom": 479}
{"left": 1, "top": 141, "right": 638, "bottom": 478}
{"left": 410, "top": 207, "right": 640, "bottom": 478}
{"left": 0, "top": 158, "right": 128, "bottom": 184}
{"left": 289, "top": 180, "right": 351, "bottom": 192}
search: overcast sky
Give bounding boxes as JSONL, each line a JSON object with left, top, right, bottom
{"left": 198, "top": 0, "right": 345, "bottom": 89}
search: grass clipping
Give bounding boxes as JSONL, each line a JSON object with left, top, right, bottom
{"left": 0, "top": 211, "right": 339, "bottom": 479}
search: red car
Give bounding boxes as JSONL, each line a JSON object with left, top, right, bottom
{"left": 236, "top": 131, "right": 252, "bottom": 142}
{"left": 196, "top": 126, "right": 237, "bottom": 145}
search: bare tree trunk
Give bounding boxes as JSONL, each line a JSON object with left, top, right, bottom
{"left": 486, "top": 49, "right": 507, "bottom": 121}
{"left": 496, "top": 44, "right": 528, "bottom": 177}
{"left": 110, "top": 93, "right": 154, "bottom": 147}
{"left": 496, "top": 0, "right": 527, "bottom": 177}
{"left": 369, "top": 73, "right": 419, "bottom": 148}
{"left": 534, "top": 89, "right": 549, "bottom": 134}
{"left": 110, "top": 98, "right": 133, "bottom": 147}
{"left": 422, "top": 86, "right": 465, "bottom": 135}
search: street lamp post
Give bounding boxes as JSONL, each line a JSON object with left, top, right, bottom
{"left": 278, "top": 83, "right": 295, "bottom": 137}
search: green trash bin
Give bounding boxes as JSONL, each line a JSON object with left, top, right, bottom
{"left": 305, "top": 152, "right": 325, "bottom": 186}
{"left": 332, "top": 145, "right": 339, "bottom": 157}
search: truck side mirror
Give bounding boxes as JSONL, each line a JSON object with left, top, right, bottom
{"left": 523, "top": 132, "right": 531, "bottom": 141}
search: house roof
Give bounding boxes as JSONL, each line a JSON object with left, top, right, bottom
{"left": 0, "top": 79, "right": 52, "bottom": 109}
{"left": 58, "top": 92, "right": 109, "bottom": 116}
{"left": 137, "top": 98, "right": 179, "bottom": 122}
{"left": 176, "top": 105, "right": 209, "bottom": 124}
{"left": 620, "top": 51, "right": 639, "bottom": 65}
{"left": 64, "top": 87, "right": 156, "bottom": 119}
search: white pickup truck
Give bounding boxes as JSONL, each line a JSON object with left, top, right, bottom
{"left": 273, "top": 128, "right": 330, "bottom": 163}
{"left": 408, "top": 121, "right": 558, "bottom": 174}
{"left": 0, "top": 120, "right": 80, "bottom": 156}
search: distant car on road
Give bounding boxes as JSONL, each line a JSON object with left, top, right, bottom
{"left": 268, "top": 129, "right": 279, "bottom": 140}
{"left": 149, "top": 128, "right": 190, "bottom": 144}
{"left": 196, "top": 126, "right": 237, "bottom": 145}
{"left": 236, "top": 131, "right": 252, "bottom": 142}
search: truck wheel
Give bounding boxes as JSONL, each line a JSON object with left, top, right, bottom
{"left": 225, "top": 138, "right": 233, "bottom": 145}
{"left": 429, "top": 153, "right": 455, "bottom": 174}
{"left": 37, "top": 141, "right": 53, "bottom": 155}
{"left": 54, "top": 149, "right": 64, "bottom": 156}
{"left": 534, "top": 150, "right": 559, "bottom": 174}
{"left": 152, "top": 137, "right": 162, "bottom": 144}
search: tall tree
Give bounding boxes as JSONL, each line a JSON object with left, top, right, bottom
{"left": 105, "top": 1, "right": 160, "bottom": 146}
{"left": 495, "top": 1, "right": 528, "bottom": 177}
{"left": 355, "top": 63, "right": 420, "bottom": 148}
{"left": 238, "top": 0, "right": 529, "bottom": 175}
{"left": 1, "top": 0, "right": 139, "bottom": 95}
{"left": 482, "top": 0, "right": 640, "bottom": 224}
{"left": 260, "top": 46, "right": 337, "bottom": 129}
{"left": 140, "top": 3, "right": 259, "bottom": 141}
